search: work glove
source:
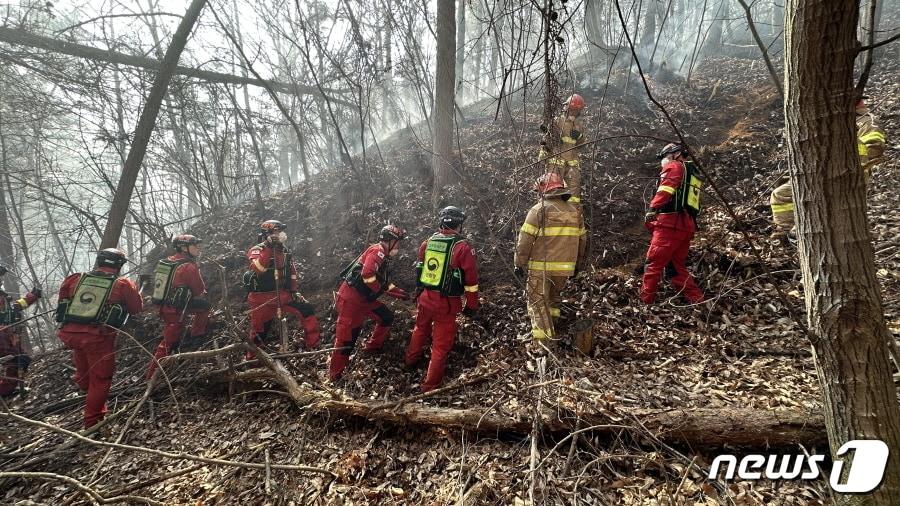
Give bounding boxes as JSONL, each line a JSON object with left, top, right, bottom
{"left": 293, "top": 292, "right": 308, "bottom": 303}
{"left": 866, "top": 144, "right": 884, "bottom": 160}
{"left": 30, "top": 287, "right": 42, "bottom": 299}
{"left": 0, "top": 265, "right": 7, "bottom": 276}
{"left": 462, "top": 306, "right": 478, "bottom": 318}
{"left": 514, "top": 266, "right": 525, "bottom": 279}
{"left": 644, "top": 210, "right": 658, "bottom": 223}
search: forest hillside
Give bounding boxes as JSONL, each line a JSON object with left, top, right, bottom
{"left": 2, "top": 52, "right": 898, "bottom": 504}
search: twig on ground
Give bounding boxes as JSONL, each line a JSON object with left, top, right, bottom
{"left": 2, "top": 412, "right": 335, "bottom": 476}
{"left": 0, "top": 471, "right": 162, "bottom": 505}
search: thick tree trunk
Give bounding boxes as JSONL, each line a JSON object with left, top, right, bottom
{"left": 784, "top": 0, "right": 900, "bottom": 502}
{"left": 100, "top": 0, "right": 207, "bottom": 249}
{"left": 431, "top": 0, "right": 457, "bottom": 210}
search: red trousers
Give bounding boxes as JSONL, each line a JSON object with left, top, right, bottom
{"left": 59, "top": 332, "right": 116, "bottom": 428}
{"left": 146, "top": 308, "right": 210, "bottom": 379}
{"left": 640, "top": 225, "right": 704, "bottom": 304}
{"left": 0, "top": 332, "right": 22, "bottom": 396}
{"left": 0, "top": 364, "right": 19, "bottom": 397}
{"left": 404, "top": 293, "right": 460, "bottom": 392}
{"left": 247, "top": 292, "right": 320, "bottom": 350}
{"left": 329, "top": 286, "right": 395, "bottom": 380}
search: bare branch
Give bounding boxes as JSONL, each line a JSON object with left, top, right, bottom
{"left": 55, "top": 12, "right": 183, "bottom": 34}
{"left": 0, "top": 26, "right": 347, "bottom": 98}
{"left": 0, "top": 471, "right": 161, "bottom": 505}
{"left": 1, "top": 412, "right": 335, "bottom": 475}
{"left": 858, "top": 31, "right": 900, "bottom": 53}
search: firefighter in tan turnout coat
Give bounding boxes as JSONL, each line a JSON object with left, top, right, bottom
{"left": 515, "top": 173, "right": 587, "bottom": 341}
{"left": 540, "top": 94, "right": 587, "bottom": 204}
{"left": 770, "top": 98, "right": 887, "bottom": 238}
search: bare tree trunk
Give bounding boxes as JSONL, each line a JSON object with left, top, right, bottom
{"left": 487, "top": 0, "right": 502, "bottom": 91}
{"left": 702, "top": 0, "right": 726, "bottom": 56}
{"left": 486, "top": 0, "right": 513, "bottom": 123}
{"left": 380, "top": 0, "right": 397, "bottom": 127}
{"left": 278, "top": 125, "right": 291, "bottom": 188}
{"left": 0, "top": 128, "right": 21, "bottom": 297}
{"left": 737, "top": 0, "right": 784, "bottom": 98}
{"left": 541, "top": 0, "right": 561, "bottom": 142}
{"left": 648, "top": 0, "right": 674, "bottom": 69}
{"left": 141, "top": 0, "right": 197, "bottom": 230}
{"left": 228, "top": 0, "right": 270, "bottom": 193}
{"left": 471, "top": 0, "right": 485, "bottom": 99}
{"left": 640, "top": 0, "right": 657, "bottom": 48}
{"left": 684, "top": 0, "right": 709, "bottom": 85}
{"left": 101, "top": 0, "right": 208, "bottom": 249}
{"left": 37, "top": 185, "right": 71, "bottom": 275}
{"left": 0, "top": 167, "right": 47, "bottom": 352}
{"left": 854, "top": 0, "right": 878, "bottom": 97}
{"left": 32, "top": 125, "right": 71, "bottom": 274}
{"left": 431, "top": 0, "right": 456, "bottom": 210}
{"left": 872, "top": 0, "right": 884, "bottom": 59}
{"left": 585, "top": 0, "right": 605, "bottom": 85}
{"left": 784, "top": 0, "right": 900, "bottom": 502}
{"left": 455, "top": 0, "right": 467, "bottom": 100}
{"left": 108, "top": 19, "right": 137, "bottom": 258}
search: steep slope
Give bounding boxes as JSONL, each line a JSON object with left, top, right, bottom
{"left": 3, "top": 54, "right": 898, "bottom": 504}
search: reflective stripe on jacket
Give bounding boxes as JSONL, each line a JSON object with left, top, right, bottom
{"left": 515, "top": 197, "right": 586, "bottom": 276}
{"left": 857, "top": 111, "right": 886, "bottom": 166}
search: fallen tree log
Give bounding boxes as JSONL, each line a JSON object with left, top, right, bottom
{"left": 153, "top": 343, "right": 828, "bottom": 449}
{"left": 313, "top": 398, "right": 825, "bottom": 448}
{"left": 201, "top": 367, "right": 826, "bottom": 448}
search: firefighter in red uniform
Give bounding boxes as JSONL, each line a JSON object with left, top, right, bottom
{"left": 0, "top": 265, "right": 41, "bottom": 397}
{"left": 57, "top": 249, "right": 143, "bottom": 428}
{"left": 640, "top": 143, "right": 705, "bottom": 305}
{"left": 245, "top": 220, "right": 320, "bottom": 358}
{"left": 404, "top": 207, "right": 480, "bottom": 392}
{"left": 146, "top": 234, "right": 211, "bottom": 379}
{"left": 329, "top": 225, "right": 411, "bottom": 380}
